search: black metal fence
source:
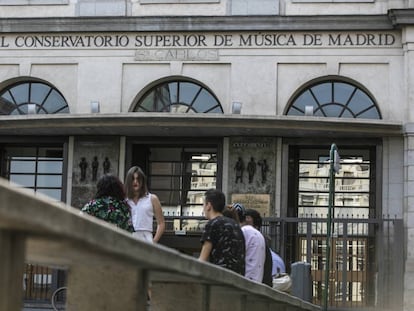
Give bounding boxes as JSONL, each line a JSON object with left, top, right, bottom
{"left": 263, "top": 216, "right": 404, "bottom": 310}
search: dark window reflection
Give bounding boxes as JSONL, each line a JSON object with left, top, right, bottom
{"left": 0, "top": 81, "right": 69, "bottom": 115}
{"left": 287, "top": 80, "right": 381, "bottom": 119}
{"left": 2, "top": 146, "right": 64, "bottom": 201}
{"left": 135, "top": 80, "right": 223, "bottom": 113}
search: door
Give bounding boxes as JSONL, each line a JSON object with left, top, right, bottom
{"left": 287, "top": 144, "right": 377, "bottom": 308}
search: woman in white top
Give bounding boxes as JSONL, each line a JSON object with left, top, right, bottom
{"left": 125, "top": 166, "right": 165, "bottom": 243}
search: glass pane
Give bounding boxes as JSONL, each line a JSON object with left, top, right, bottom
{"left": 288, "top": 81, "right": 380, "bottom": 119}
{"left": 181, "top": 218, "right": 206, "bottom": 230}
{"left": 322, "top": 103, "right": 343, "bottom": 117}
{"left": 298, "top": 192, "right": 329, "bottom": 206}
{"left": 10, "top": 174, "right": 35, "bottom": 187}
{"left": 168, "top": 82, "right": 178, "bottom": 105}
{"left": 150, "top": 162, "right": 182, "bottom": 175}
{"left": 10, "top": 83, "right": 29, "bottom": 105}
{"left": 334, "top": 193, "right": 369, "bottom": 207}
{"left": 30, "top": 83, "right": 51, "bottom": 105}
{"left": 292, "top": 91, "right": 315, "bottom": 112}
{"left": 42, "top": 90, "right": 67, "bottom": 113}
{"left": 139, "top": 92, "right": 156, "bottom": 111}
{"left": 179, "top": 82, "right": 200, "bottom": 105}
{"left": 37, "top": 188, "right": 61, "bottom": 201}
{"left": 190, "top": 176, "right": 216, "bottom": 190}
{"left": 38, "top": 148, "right": 63, "bottom": 159}
{"left": 0, "top": 92, "right": 15, "bottom": 114}
{"left": 38, "top": 161, "right": 63, "bottom": 174}
{"left": 151, "top": 176, "right": 181, "bottom": 190}
{"left": 155, "top": 190, "right": 181, "bottom": 206}
{"left": 299, "top": 162, "right": 329, "bottom": 177}
{"left": 10, "top": 161, "right": 36, "bottom": 173}
{"left": 208, "top": 106, "right": 223, "bottom": 113}
{"left": 312, "top": 83, "right": 331, "bottom": 104}
{"left": 149, "top": 148, "right": 182, "bottom": 161}
{"left": 192, "top": 89, "right": 218, "bottom": 112}
{"left": 7, "top": 147, "right": 37, "bottom": 157}
{"left": 135, "top": 81, "right": 222, "bottom": 114}
{"left": 170, "top": 103, "right": 193, "bottom": 113}
{"left": 36, "top": 175, "right": 62, "bottom": 188}
{"left": 186, "top": 190, "right": 206, "bottom": 205}
{"left": 299, "top": 178, "right": 329, "bottom": 192}
{"left": 357, "top": 106, "right": 380, "bottom": 119}
{"left": 347, "top": 90, "right": 378, "bottom": 119}
{"left": 341, "top": 110, "right": 354, "bottom": 118}
{"left": 182, "top": 204, "right": 204, "bottom": 217}
{"left": 334, "top": 83, "right": 355, "bottom": 104}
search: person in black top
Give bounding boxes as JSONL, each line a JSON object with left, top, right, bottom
{"left": 199, "top": 189, "right": 245, "bottom": 276}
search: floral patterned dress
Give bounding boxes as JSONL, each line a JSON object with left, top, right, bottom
{"left": 82, "top": 196, "right": 134, "bottom": 232}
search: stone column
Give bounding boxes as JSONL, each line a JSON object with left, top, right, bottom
{"left": 404, "top": 127, "right": 414, "bottom": 311}
{"left": 0, "top": 230, "right": 25, "bottom": 311}
{"left": 404, "top": 25, "right": 414, "bottom": 311}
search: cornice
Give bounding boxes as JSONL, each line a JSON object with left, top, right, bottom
{"left": 0, "top": 113, "right": 402, "bottom": 138}
{"left": 388, "top": 9, "right": 414, "bottom": 27}
{"left": 0, "top": 15, "right": 395, "bottom": 33}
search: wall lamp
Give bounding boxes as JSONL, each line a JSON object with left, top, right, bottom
{"left": 232, "top": 101, "right": 242, "bottom": 114}
{"left": 90, "top": 101, "right": 100, "bottom": 113}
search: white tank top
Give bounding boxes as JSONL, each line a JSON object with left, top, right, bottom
{"left": 128, "top": 193, "right": 154, "bottom": 232}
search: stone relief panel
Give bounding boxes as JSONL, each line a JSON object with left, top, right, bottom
{"left": 71, "top": 137, "right": 119, "bottom": 209}
{"left": 228, "top": 137, "right": 276, "bottom": 216}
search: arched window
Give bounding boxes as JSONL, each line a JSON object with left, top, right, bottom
{"left": 286, "top": 80, "right": 381, "bottom": 119}
{"left": 0, "top": 81, "right": 69, "bottom": 115}
{"left": 134, "top": 80, "right": 223, "bottom": 113}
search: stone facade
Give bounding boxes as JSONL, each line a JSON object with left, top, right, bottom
{"left": 0, "top": 1, "right": 414, "bottom": 310}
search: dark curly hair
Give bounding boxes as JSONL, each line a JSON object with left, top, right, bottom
{"left": 95, "top": 174, "right": 125, "bottom": 200}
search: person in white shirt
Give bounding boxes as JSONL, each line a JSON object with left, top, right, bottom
{"left": 125, "top": 166, "right": 165, "bottom": 243}
{"left": 232, "top": 203, "right": 266, "bottom": 283}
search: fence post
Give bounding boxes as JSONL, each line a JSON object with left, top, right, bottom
{"left": 0, "top": 230, "right": 25, "bottom": 311}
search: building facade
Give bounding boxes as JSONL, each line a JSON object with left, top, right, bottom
{"left": 0, "top": 0, "right": 413, "bottom": 310}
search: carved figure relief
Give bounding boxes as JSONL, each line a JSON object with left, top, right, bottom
{"left": 79, "top": 157, "right": 88, "bottom": 182}
{"left": 234, "top": 156, "right": 244, "bottom": 183}
{"left": 103, "top": 157, "right": 111, "bottom": 174}
{"left": 258, "top": 159, "right": 269, "bottom": 184}
{"left": 247, "top": 157, "right": 256, "bottom": 183}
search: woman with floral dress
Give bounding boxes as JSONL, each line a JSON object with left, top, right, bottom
{"left": 82, "top": 174, "right": 133, "bottom": 232}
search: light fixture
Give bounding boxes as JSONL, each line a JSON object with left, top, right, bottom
{"left": 232, "top": 101, "right": 242, "bottom": 114}
{"left": 90, "top": 101, "right": 100, "bottom": 113}
{"left": 305, "top": 105, "right": 314, "bottom": 116}
{"left": 192, "top": 155, "right": 210, "bottom": 160}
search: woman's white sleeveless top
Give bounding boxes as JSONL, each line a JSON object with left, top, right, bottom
{"left": 128, "top": 193, "right": 153, "bottom": 232}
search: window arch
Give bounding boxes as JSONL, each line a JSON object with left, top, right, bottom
{"left": 0, "top": 80, "right": 69, "bottom": 115}
{"left": 134, "top": 80, "right": 223, "bottom": 113}
{"left": 286, "top": 79, "right": 381, "bottom": 119}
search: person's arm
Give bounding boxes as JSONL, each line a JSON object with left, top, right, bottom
{"left": 151, "top": 194, "right": 165, "bottom": 243}
{"left": 199, "top": 241, "right": 213, "bottom": 262}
